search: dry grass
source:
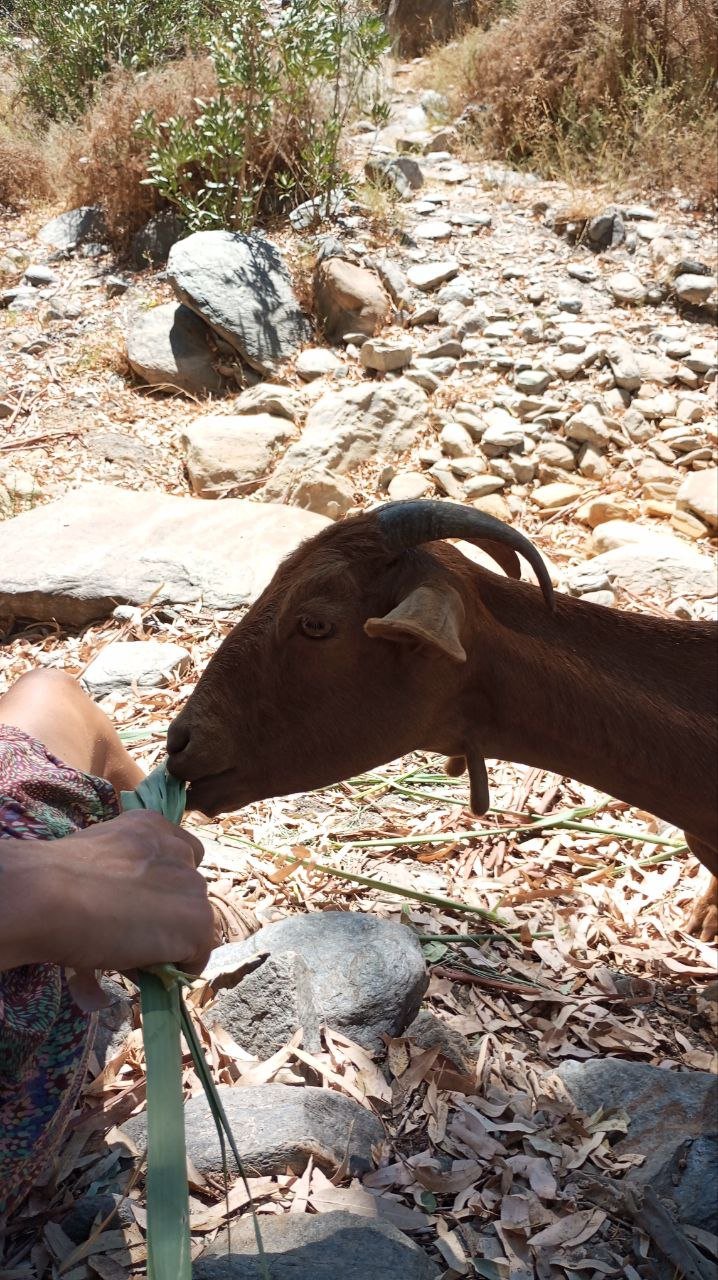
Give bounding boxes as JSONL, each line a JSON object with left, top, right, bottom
{"left": 60, "top": 55, "right": 218, "bottom": 250}
{"left": 431, "top": 0, "right": 718, "bottom": 206}
{"left": 0, "top": 132, "right": 52, "bottom": 208}
{"left": 0, "top": 66, "right": 54, "bottom": 209}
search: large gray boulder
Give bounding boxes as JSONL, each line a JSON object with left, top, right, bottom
{"left": 0, "top": 486, "right": 329, "bottom": 627}
{"left": 206, "top": 912, "right": 428, "bottom": 1053}
{"left": 195, "top": 1210, "right": 440, "bottom": 1279}
{"left": 121, "top": 1084, "right": 383, "bottom": 1179}
{"left": 38, "top": 206, "right": 105, "bottom": 250}
{"left": 556, "top": 1059, "right": 718, "bottom": 1231}
{"left": 262, "top": 379, "right": 428, "bottom": 505}
{"left": 209, "top": 950, "right": 323, "bottom": 1058}
{"left": 167, "top": 231, "right": 312, "bottom": 373}
{"left": 126, "top": 302, "right": 224, "bottom": 396}
{"left": 131, "top": 209, "right": 186, "bottom": 268}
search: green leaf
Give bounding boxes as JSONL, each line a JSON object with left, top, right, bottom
{"left": 120, "top": 763, "right": 186, "bottom": 825}
{"left": 421, "top": 941, "right": 449, "bottom": 963}
{"left": 122, "top": 764, "right": 270, "bottom": 1279}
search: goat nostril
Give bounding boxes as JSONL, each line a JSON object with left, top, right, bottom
{"left": 167, "top": 719, "right": 191, "bottom": 758}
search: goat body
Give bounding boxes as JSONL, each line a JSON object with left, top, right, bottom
{"left": 167, "top": 504, "right": 718, "bottom": 938}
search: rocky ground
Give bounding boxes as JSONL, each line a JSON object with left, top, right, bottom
{"left": 0, "top": 63, "right": 717, "bottom": 1280}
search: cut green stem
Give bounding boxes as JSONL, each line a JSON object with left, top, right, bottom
{"left": 138, "top": 972, "right": 191, "bottom": 1280}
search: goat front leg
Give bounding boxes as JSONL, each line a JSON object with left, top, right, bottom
{"left": 684, "top": 834, "right": 718, "bottom": 942}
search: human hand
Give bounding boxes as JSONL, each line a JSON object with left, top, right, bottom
{"left": 41, "top": 809, "right": 215, "bottom": 978}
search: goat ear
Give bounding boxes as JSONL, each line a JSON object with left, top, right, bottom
{"left": 364, "top": 582, "right": 467, "bottom": 663}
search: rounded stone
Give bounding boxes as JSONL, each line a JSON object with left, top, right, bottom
{"left": 205, "top": 912, "right": 428, "bottom": 1053}
{"left": 388, "top": 471, "right": 434, "bottom": 500}
{"left": 609, "top": 272, "right": 648, "bottom": 305}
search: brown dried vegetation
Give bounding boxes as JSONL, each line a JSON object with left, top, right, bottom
{"left": 436, "top": 0, "right": 718, "bottom": 204}
{"left": 0, "top": 73, "right": 53, "bottom": 210}
{"left": 0, "top": 132, "right": 52, "bottom": 209}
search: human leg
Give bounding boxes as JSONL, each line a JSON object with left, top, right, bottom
{"left": 0, "top": 670, "right": 142, "bottom": 1224}
{"left": 0, "top": 669, "right": 143, "bottom": 793}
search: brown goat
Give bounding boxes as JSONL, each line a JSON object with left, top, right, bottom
{"left": 167, "top": 501, "right": 718, "bottom": 939}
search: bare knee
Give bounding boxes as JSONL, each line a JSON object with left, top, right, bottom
{"left": 1, "top": 668, "right": 88, "bottom": 719}
{"left": 6, "top": 669, "right": 81, "bottom": 700}
{"left": 0, "top": 669, "right": 101, "bottom": 773}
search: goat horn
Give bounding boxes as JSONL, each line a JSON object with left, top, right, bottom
{"left": 375, "top": 500, "right": 555, "bottom": 610}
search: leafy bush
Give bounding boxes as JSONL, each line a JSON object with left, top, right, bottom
{"left": 436, "top": 0, "right": 717, "bottom": 204}
{"left": 137, "top": 0, "right": 390, "bottom": 232}
{"left": 8, "top": 0, "right": 219, "bottom": 117}
{"left": 62, "top": 56, "right": 218, "bottom": 248}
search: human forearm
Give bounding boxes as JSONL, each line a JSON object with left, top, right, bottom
{"left": 0, "top": 840, "right": 58, "bottom": 969}
{"left": 0, "top": 813, "right": 214, "bottom": 978}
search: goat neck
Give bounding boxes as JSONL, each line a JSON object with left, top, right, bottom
{"left": 455, "top": 565, "right": 718, "bottom": 858}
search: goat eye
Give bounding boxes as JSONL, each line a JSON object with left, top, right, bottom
{"left": 298, "top": 616, "right": 335, "bottom": 639}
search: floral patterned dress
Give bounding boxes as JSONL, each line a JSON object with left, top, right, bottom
{"left": 0, "top": 725, "right": 118, "bottom": 1222}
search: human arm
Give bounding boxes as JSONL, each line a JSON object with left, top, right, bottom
{"left": 0, "top": 810, "right": 214, "bottom": 975}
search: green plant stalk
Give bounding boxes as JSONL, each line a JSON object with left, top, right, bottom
{"left": 138, "top": 971, "right": 191, "bottom": 1280}
{"left": 122, "top": 768, "right": 270, "bottom": 1278}
{"left": 559, "top": 820, "right": 686, "bottom": 849}
{"left": 417, "top": 931, "right": 553, "bottom": 943}
{"left": 327, "top": 809, "right": 686, "bottom": 850}
{"left": 178, "top": 994, "right": 270, "bottom": 1279}
{"left": 221, "top": 834, "right": 509, "bottom": 924}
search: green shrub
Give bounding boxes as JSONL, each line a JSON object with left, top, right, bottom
{"left": 61, "top": 56, "right": 219, "bottom": 248}
{"left": 137, "top": 0, "right": 390, "bottom": 232}
{"left": 8, "top": 0, "right": 220, "bottom": 117}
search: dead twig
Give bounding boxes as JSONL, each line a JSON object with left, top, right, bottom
{"left": 0, "top": 429, "right": 83, "bottom": 453}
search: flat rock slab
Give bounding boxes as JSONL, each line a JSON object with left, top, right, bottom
{"left": 407, "top": 260, "right": 459, "bottom": 291}
{"left": 120, "top": 1084, "right": 383, "bottom": 1178}
{"left": 0, "top": 486, "right": 329, "bottom": 626}
{"left": 206, "top": 911, "right": 428, "bottom": 1053}
{"left": 586, "top": 523, "right": 716, "bottom": 598}
{"left": 556, "top": 1059, "right": 718, "bottom": 1230}
{"left": 195, "top": 1210, "right": 439, "bottom": 1279}
{"left": 167, "top": 231, "right": 312, "bottom": 373}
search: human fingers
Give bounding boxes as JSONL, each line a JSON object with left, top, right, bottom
{"left": 112, "top": 809, "right": 205, "bottom": 868}
{"left": 173, "top": 896, "right": 217, "bottom": 976}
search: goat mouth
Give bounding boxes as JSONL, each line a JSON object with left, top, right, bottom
{"left": 184, "top": 768, "right": 247, "bottom": 817}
